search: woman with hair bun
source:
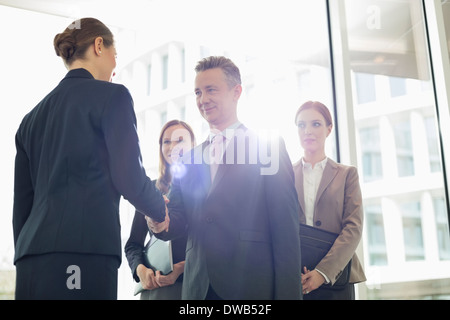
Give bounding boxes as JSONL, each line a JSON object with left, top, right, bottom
{"left": 53, "top": 17, "right": 116, "bottom": 80}
{"left": 13, "top": 18, "right": 167, "bottom": 300}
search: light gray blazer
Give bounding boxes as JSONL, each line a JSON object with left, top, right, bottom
{"left": 293, "top": 158, "right": 366, "bottom": 285}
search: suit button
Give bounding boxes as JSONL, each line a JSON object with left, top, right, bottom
{"left": 315, "top": 220, "right": 322, "bottom": 227}
{"left": 206, "top": 217, "right": 214, "bottom": 223}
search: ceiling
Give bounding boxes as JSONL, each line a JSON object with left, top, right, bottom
{"left": 0, "top": 0, "right": 157, "bottom": 30}
{"left": 1, "top": 0, "right": 449, "bottom": 80}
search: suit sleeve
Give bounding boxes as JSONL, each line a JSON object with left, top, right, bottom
{"left": 125, "top": 211, "right": 149, "bottom": 282}
{"left": 13, "top": 128, "right": 34, "bottom": 246}
{"left": 264, "top": 137, "right": 302, "bottom": 299}
{"left": 101, "top": 85, "right": 165, "bottom": 222}
{"left": 316, "top": 166, "right": 364, "bottom": 284}
{"left": 154, "top": 174, "right": 188, "bottom": 241}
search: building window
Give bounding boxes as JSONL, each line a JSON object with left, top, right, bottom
{"left": 355, "top": 73, "right": 376, "bottom": 104}
{"left": 181, "top": 48, "right": 186, "bottom": 83}
{"left": 401, "top": 201, "right": 424, "bottom": 262}
{"left": 365, "top": 204, "right": 388, "bottom": 266}
{"left": 360, "top": 126, "right": 383, "bottom": 182}
{"left": 434, "top": 197, "right": 450, "bottom": 261}
{"left": 442, "top": 1, "right": 450, "bottom": 58}
{"left": 425, "top": 116, "right": 442, "bottom": 173}
{"left": 389, "top": 76, "right": 407, "bottom": 97}
{"left": 147, "top": 64, "right": 152, "bottom": 96}
{"left": 338, "top": 0, "right": 450, "bottom": 299}
{"left": 180, "top": 106, "right": 186, "bottom": 121}
{"left": 160, "top": 110, "right": 167, "bottom": 127}
{"left": 162, "top": 54, "right": 169, "bottom": 90}
{"left": 393, "top": 119, "right": 414, "bottom": 177}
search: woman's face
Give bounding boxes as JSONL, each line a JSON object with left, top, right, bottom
{"left": 161, "top": 124, "right": 194, "bottom": 165}
{"left": 99, "top": 44, "right": 117, "bottom": 82}
{"left": 296, "top": 108, "right": 332, "bottom": 154}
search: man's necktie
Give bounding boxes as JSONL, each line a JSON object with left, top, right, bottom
{"left": 210, "top": 134, "right": 225, "bottom": 182}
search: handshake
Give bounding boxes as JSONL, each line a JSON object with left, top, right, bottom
{"left": 146, "top": 195, "right": 170, "bottom": 234}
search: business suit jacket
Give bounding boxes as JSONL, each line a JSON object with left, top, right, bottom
{"left": 293, "top": 158, "right": 366, "bottom": 285}
{"left": 13, "top": 68, "right": 166, "bottom": 265}
{"left": 157, "top": 126, "right": 302, "bottom": 300}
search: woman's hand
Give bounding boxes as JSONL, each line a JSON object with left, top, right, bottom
{"left": 155, "top": 261, "right": 185, "bottom": 287}
{"left": 301, "top": 267, "right": 325, "bottom": 295}
{"left": 136, "top": 264, "right": 160, "bottom": 290}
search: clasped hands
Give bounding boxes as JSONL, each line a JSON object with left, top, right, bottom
{"left": 301, "top": 267, "right": 325, "bottom": 295}
{"left": 137, "top": 261, "right": 185, "bottom": 291}
{"left": 146, "top": 195, "right": 170, "bottom": 234}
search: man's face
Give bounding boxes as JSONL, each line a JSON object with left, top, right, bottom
{"left": 194, "top": 68, "right": 241, "bottom": 131}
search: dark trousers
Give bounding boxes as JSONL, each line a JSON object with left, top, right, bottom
{"left": 303, "top": 283, "right": 355, "bottom": 300}
{"left": 205, "top": 285, "right": 223, "bottom": 300}
{"left": 15, "top": 252, "right": 119, "bottom": 300}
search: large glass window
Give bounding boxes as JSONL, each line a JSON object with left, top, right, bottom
{"left": 393, "top": 118, "right": 415, "bottom": 177}
{"left": 115, "top": 0, "right": 335, "bottom": 172}
{"left": 360, "top": 126, "right": 383, "bottom": 182}
{"left": 365, "top": 203, "right": 388, "bottom": 266}
{"left": 335, "top": 0, "right": 450, "bottom": 299}
{"left": 443, "top": 1, "right": 450, "bottom": 58}
{"left": 0, "top": 0, "right": 335, "bottom": 300}
{"left": 115, "top": 0, "right": 335, "bottom": 299}
{"left": 401, "top": 201, "right": 425, "bottom": 261}
{"left": 2, "top": 0, "right": 450, "bottom": 301}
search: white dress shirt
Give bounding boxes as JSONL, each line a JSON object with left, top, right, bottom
{"left": 208, "top": 122, "right": 241, "bottom": 181}
{"left": 302, "top": 157, "right": 330, "bottom": 283}
{"left": 208, "top": 122, "right": 242, "bottom": 150}
{"left": 302, "top": 157, "right": 328, "bottom": 226}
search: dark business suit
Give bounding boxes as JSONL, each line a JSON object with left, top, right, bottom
{"left": 157, "top": 126, "right": 302, "bottom": 300}
{"left": 13, "top": 68, "right": 166, "bottom": 299}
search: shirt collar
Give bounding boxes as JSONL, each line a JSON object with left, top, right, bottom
{"left": 209, "top": 121, "right": 242, "bottom": 143}
{"left": 302, "top": 157, "right": 328, "bottom": 170}
{"left": 64, "top": 68, "right": 95, "bottom": 80}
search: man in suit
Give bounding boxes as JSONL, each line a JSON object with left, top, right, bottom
{"left": 149, "top": 56, "right": 302, "bottom": 300}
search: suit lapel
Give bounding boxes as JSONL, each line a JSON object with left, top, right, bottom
{"left": 294, "top": 163, "right": 306, "bottom": 215}
{"left": 315, "top": 159, "right": 339, "bottom": 206}
{"left": 208, "top": 124, "right": 247, "bottom": 196}
{"left": 208, "top": 135, "right": 233, "bottom": 196}
{"left": 183, "top": 141, "right": 211, "bottom": 199}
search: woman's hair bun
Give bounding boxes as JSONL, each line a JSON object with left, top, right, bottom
{"left": 53, "top": 18, "right": 114, "bottom": 66}
{"left": 54, "top": 32, "right": 77, "bottom": 61}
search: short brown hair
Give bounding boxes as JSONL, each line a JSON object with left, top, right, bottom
{"left": 195, "top": 56, "right": 241, "bottom": 88}
{"left": 54, "top": 17, "right": 114, "bottom": 66}
{"left": 295, "top": 101, "right": 333, "bottom": 127}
